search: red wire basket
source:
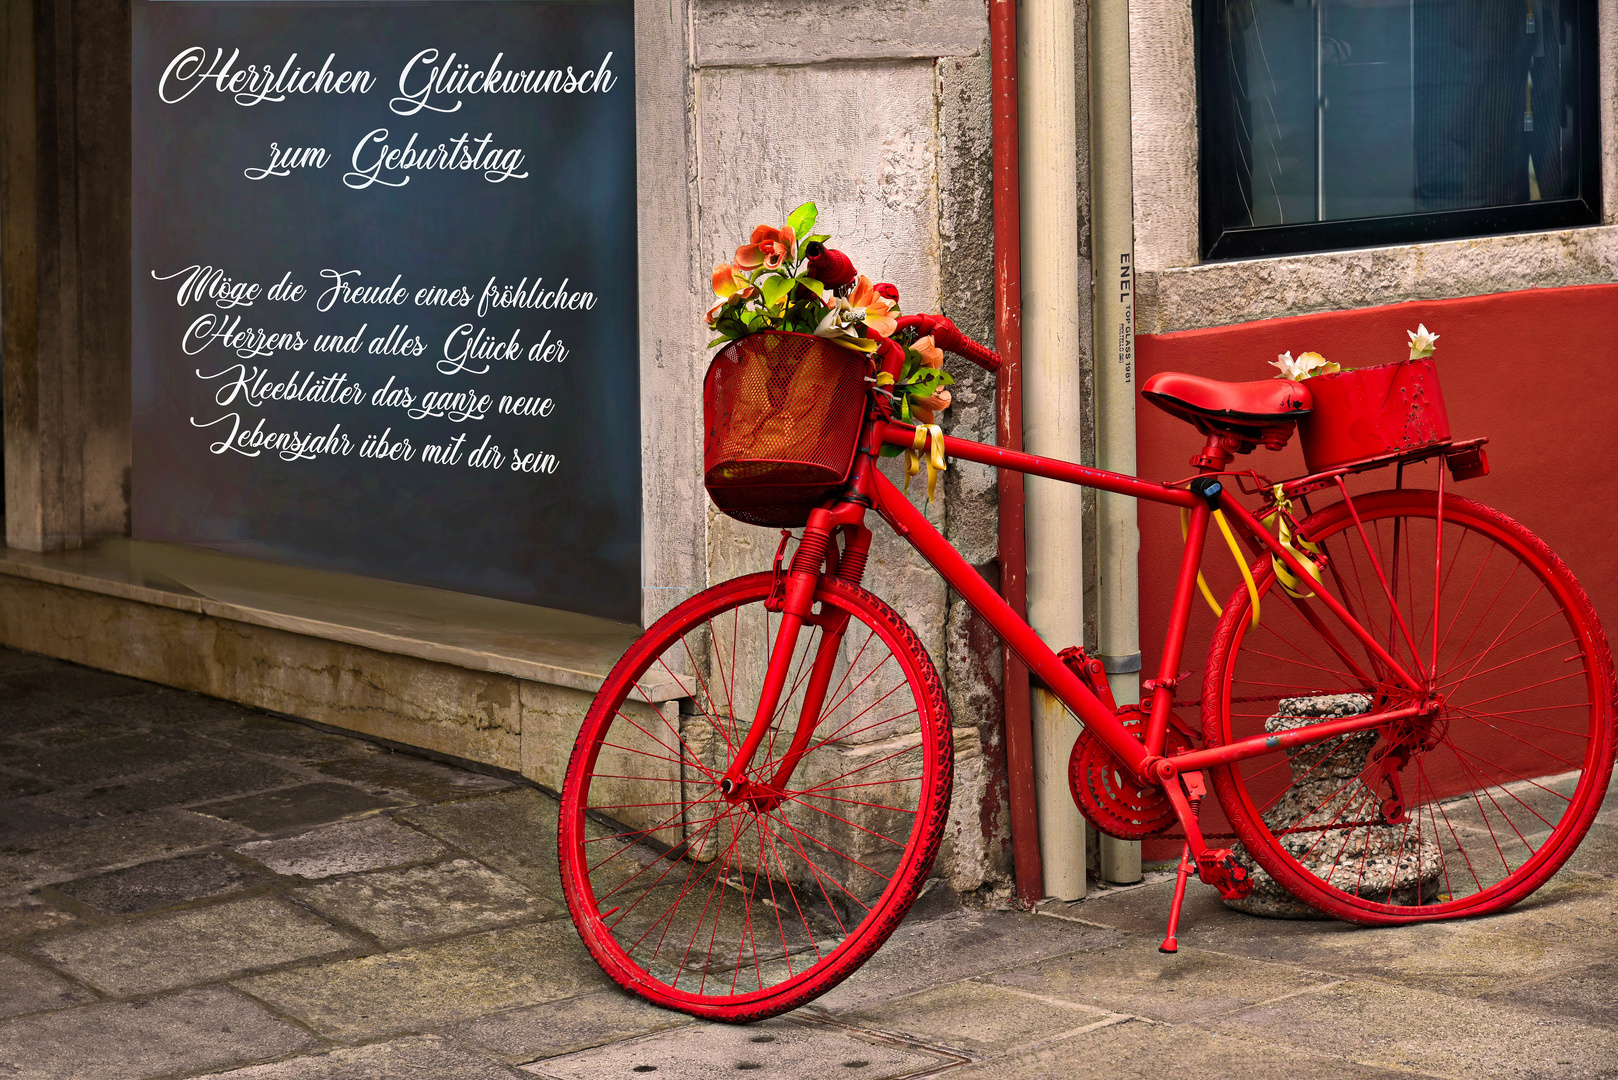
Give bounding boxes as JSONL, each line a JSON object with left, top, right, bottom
{"left": 1298, "top": 358, "right": 1452, "bottom": 474}
{"left": 703, "top": 331, "right": 873, "bottom": 528}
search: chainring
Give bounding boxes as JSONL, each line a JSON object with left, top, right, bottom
{"left": 1068, "top": 709, "right": 1192, "bottom": 840}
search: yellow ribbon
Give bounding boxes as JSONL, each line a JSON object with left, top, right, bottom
{"left": 1262, "top": 485, "right": 1324, "bottom": 599}
{"left": 1181, "top": 507, "right": 1262, "bottom": 630}
{"left": 904, "top": 425, "right": 947, "bottom": 503}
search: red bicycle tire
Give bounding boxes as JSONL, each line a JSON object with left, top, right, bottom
{"left": 1204, "top": 490, "right": 1616, "bottom": 924}
{"left": 558, "top": 572, "right": 953, "bottom": 1021}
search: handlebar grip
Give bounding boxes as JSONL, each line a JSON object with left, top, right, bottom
{"left": 933, "top": 322, "right": 1003, "bottom": 373}
{"left": 892, "top": 314, "right": 1003, "bottom": 373}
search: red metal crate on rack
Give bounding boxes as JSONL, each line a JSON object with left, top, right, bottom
{"left": 1298, "top": 357, "right": 1452, "bottom": 474}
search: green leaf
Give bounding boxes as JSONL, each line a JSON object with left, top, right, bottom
{"left": 758, "top": 274, "right": 793, "bottom": 309}
{"left": 708, "top": 336, "right": 730, "bottom": 348}
{"left": 796, "top": 277, "right": 825, "bottom": 298}
{"left": 787, "top": 202, "right": 818, "bottom": 238}
{"left": 804, "top": 234, "right": 830, "bottom": 246}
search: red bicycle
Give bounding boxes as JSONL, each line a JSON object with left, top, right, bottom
{"left": 558, "top": 319, "right": 1616, "bottom": 1022}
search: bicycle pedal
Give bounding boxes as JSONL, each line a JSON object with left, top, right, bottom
{"left": 1195, "top": 848, "right": 1254, "bottom": 900}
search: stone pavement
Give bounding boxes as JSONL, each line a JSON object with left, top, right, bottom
{"left": 1, "top": 646, "right": 1616, "bottom": 1080}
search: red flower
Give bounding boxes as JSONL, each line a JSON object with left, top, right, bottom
{"left": 734, "top": 224, "right": 796, "bottom": 271}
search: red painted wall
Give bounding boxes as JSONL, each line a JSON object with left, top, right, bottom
{"left": 1132, "top": 283, "right": 1618, "bottom": 861}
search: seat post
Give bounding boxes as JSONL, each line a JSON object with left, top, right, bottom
{"left": 1192, "top": 431, "right": 1244, "bottom": 472}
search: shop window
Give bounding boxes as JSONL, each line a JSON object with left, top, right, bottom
{"left": 1198, "top": 0, "right": 1601, "bottom": 260}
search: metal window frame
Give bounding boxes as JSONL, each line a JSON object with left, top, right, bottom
{"left": 1195, "top": 0, "right": 1604, "bottom": 262}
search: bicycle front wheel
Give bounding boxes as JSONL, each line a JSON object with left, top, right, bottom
{"left": 558, "top": 572, "right": 952, "bottom": 1021}
{"left": 1205, "top": 490, "right": 1616, "bottom": 923}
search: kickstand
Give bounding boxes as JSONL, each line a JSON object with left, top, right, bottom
{"left": 1159, "top": 843, "right": 1194, "bottom": 953}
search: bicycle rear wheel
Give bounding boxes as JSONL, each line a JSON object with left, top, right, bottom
{"left": 558, "top": 572, "right": 952, "bottom": 1021}
{"left": 1204, "top": 489, "right": 1616, "bottom": 923}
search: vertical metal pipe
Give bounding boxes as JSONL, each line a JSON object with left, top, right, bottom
{"left": 1019, "top": 0, "right": 1087, "bottom": 902}
{"left": 990, "top": 0, "right": 1043, "bottom": 908}
{"left": 1088, "top": 0, "right": 1142, "bottom": 884}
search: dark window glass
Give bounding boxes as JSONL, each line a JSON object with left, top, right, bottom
{"left": 1199, "top": 0, "right": 1600, "bottom": 260}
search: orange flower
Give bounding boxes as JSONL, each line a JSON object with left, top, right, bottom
{"left": 706, "top": 285, "right": 756, "bottom": 325}
{"left": 847, "top": 275, "right": 897, "bottom": 338}
{"left": 712, "top": 263, "right": 746, "bottom": 298}
{"left": 912, "top": 389, "right": 951, "bottom": 424}
{"left": 734, "top": 224, "right": 796, "bottom": 271}
{"left": 911, "top": 335, "right": 945, "bottom": 369}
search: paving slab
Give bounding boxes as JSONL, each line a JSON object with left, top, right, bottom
{"left": 448, "top": 991, "right": 696, "bottom": 1064}
{"left": 196, "top": 715, "right": 376, "bottom": 761}
{"left": 0, "top": 984, "right": 319, "bottom": 1080}
{"left": 5, "top": 732, "right": 223, "bottom": 786}
{"left": 1564, "top": 824, "right": 1618, "bottom": 876}
{"left": 984, "top": 935, "right": 1337, "bottom": 1022}
{"left": 0, "top": 898, "right": 77, "bottom": 942}
{"left": 0, "top": 693, "right": 93, "bottom": 737}
{"left": 1478, "top": 956, "right": 1618, "bottom": 1028}
{"left": 835, "top": 979, "right": 1114, "bottom": 1058}
{"left": 235, "top": 921, "right": 613, "bottom": 1042}
{"left": 42, "top": 758, "right": 309, "bottom": 821}
{"left": 1208, "top": 978, "right": 1618, "bottom": 1080}
{"left": 296, "top": 857, "right": 551, "bottom": 945}
{"left": 0, "top": 809, "right": 250, "bottom": 897}
{"left": 8, "top": 714, "right": 143, "bottom": 748}
{"left": 0, "top": 799, "right": 82, "bottom": 840}
{"left": 191, "top": 781, "right": 407, "bottom": 833}
{"left": 93, "top": 688, "right": 259, "bottom": 728}
{"left": 3, "top": 666, "right": 156, "bottom": 703}
{"left": 185, "top": 1034, "right": 528, "bottom": 1079}
{"left": 0, "top": 771, "right": 55, "bottom": 800}
{"left": 397, "top": 788, "right": 561, "bottom": 893}
{"left": 0, "top": 952, "right": 97, "bottom": 1018}
{"left": 55, "top": 851, "right": 278, "bottom": 915}
{"left": 813, "top": 907, "right": 1124, "bottom": 1013}
{"left": 942, "top": 1017, "right": 1436, "bottom": 1080}
{"left": 236, "top": 816, "right": 450, "bottom": 878}
{"left": 30, "top": 894, "right": 361, "bottom": 996}
{"left": 525, "top": 1015, "right": 963, "bottom": 1080}
{"left": 313, "top": 750, "right": 516, "bottom": 802}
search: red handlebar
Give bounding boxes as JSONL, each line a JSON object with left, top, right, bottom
{"left": 893, "top": 314, "right": 1002, "bottom": 374}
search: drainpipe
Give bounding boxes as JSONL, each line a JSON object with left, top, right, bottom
{"left": 1018, "top": 0, "right": 1088, "bottom": 902}
{"left": 1088, "top": 0, "right": 1142, "bottom": 885}
{"left": 989, "top": 0, "right": 1043, "bottom": 908}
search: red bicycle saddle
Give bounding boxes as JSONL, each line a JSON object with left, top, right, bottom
{"left": 1142, "top": 371, "right": 1312, "bottom": 461}
{"left": 1143, "top": 372, "right": 1312, "bottom": 424}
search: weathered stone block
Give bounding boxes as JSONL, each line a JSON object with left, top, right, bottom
{"left": 236, "top": 816, "right": 449, "bottom": 879}
{"left": 694, "top": 0, "right": 985, "bottom": 67}
{"left": 295, "top": 858, "right": 554, "bottom": 946}
{"left": 0, "top": 985, "right": 318, "bottom": 1080}
{"left": 30, "top": 894, "right": 360, "bottom": 996}
{"left": 235, "top": 922, "right": 611, "bottom": 1043}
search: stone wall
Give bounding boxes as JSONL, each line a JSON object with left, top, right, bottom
{"left": 672, "top": 0, "right": 1013, "bottom": 894}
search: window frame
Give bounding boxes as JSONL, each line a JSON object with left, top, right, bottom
{"left": 1195, "top": 0, "right": 1604, "bottom": 262}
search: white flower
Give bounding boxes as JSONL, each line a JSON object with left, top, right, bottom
{"left": 1407, "top": 324, "right": 1440, "bottom": 360}
{"left": 1270, "top": 350, "right": 1338, "bottom": 381}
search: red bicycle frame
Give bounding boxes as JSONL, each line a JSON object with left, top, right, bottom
{"left": 708, "top": 329, "right": 1445, "bottom": 937}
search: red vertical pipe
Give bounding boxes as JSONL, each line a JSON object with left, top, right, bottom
{"left": 990, "top": 0, "right": 1042, "bottom": 907}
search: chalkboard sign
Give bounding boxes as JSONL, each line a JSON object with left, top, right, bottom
{"left": 132, "top": 1, "right": 640, "bottom": 623}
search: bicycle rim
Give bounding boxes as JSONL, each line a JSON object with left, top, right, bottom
{"left": 1205, "top": 490, "right": 1616, "bottom": 923}
{"left": 558, "top": 572, "right": 952, "bottom": 1021}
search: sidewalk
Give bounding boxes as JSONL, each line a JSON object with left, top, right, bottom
{"left": 1, "top": 647, "right": 1613, "bottom": 1080}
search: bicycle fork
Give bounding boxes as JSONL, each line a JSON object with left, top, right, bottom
{"left": 717, "top": 514, "right": 872, "bottom": 809}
